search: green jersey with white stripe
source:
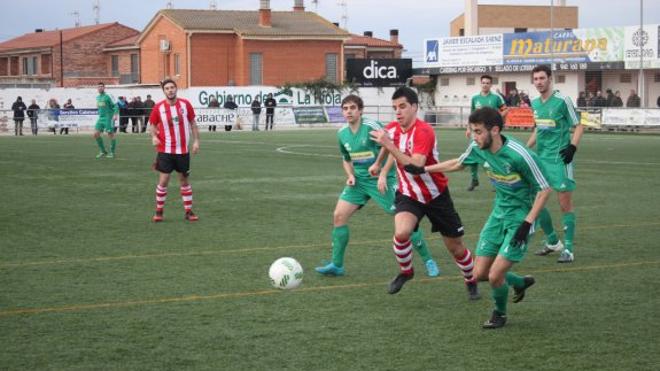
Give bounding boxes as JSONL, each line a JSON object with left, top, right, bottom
{"left": 471, "top": 92, "right": 506, "bottom": 112}
{"left": 337, "top": 118, "right": 394, "bottom": 179}
{"left": 96, "top": 93, "right": 117, "bottom": 125}
{"left": 459, "top": 135, "right": 550, "bottom": 217}
{"left": 531, "top": 91, "right": 579, "bottom": 162}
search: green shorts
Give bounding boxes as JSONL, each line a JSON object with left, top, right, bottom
{"left": 95, "top": 119, "right": 115, "bottom": 133}
{"left": 339, "top": 176, "right": 397, "bottom": 215}
{"left": 540, "top": 159, "right": 575, "bottom": 192}
{"left": 475, "top": 210, "right": 536, "bottom": 263}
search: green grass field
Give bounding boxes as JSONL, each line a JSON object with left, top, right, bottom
{"left": 1, "top": 128, "right": 660, "bottom": 370}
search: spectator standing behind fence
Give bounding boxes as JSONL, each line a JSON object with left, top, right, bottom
{"left": 11, "top": 96, "right": 27, "bottom": 136}
{"left": 251, "top": 97, "right": 261, "bottom": 131}
{"left": 208, "top": 95, "right": 220, "bottom": 132}
{"left": 606, "top": 89, "right": 614, "bottom": 107}
{"left": 60, "top": 98, "right": 74, "bottom": 135}
{"left": 47, "top": 99, "right": 60, "bottom": 135}
{"left": 223, "top": 95, "right": 238, "bottom": 131}
{"left": 627, "top": 90, "right": 641, "bottom": 108}
{"left": 27, "top": 99, "right": 40, "bottom": 136}
{"left": 593, "top": 91, "right": 607, "bottom": 108}
{"left": 117, "top": 96, "right": 129, "bottom": 133}
{"left": 612, "top": 91, "right": 624, "bottom": 107}
{"left": 265, "top": 93, "right": 276, "bottom": 130}
{"left": 576, "top": 92, "right": 587, "bottom": 108}
{"left": 506, "top": 89, "right": 520, "bottom": 107}
{"left": 129, "top": 97, "right": 142, "bottom": 133}
{"left": 143, "top": 95, "right": 155, "bottom": 133}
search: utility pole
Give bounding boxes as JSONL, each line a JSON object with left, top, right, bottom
{"left": 93, "top": 0, "right": 100, "bottom": 25}
{"left": 70, "top": 11, "right": 80, "bottom": 27}
{"left": 337, "top": 0, "right": 348, "bottom": 29}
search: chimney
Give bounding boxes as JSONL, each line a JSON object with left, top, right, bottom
{"left": 363, "top": 31, "right": 373, "bottom": 37}
{"left": 35, "top": 29, "right": 44, "bottom": 33}
{"left": 390, "top": 29, "right": 399, "bottom": 44}
{"left": 293, "top": 0, "right": 305, "bottom": 12}
{"left": 259, "top": 0, "right": 271, "bottom": 27}
{"left": 332, "top": 22, "right": 339, "bottom": 28}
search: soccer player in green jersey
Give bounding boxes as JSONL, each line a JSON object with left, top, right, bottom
{"left": 466, "top": 75, "right": 508, "bottom": 191}
{"left": 315, "top": 94, "right": 440, "bottom": 277}
{"left": 405, "top": 107, "right": 551, "bottom": 328}
{"left": 527, "top": 65, "right": 584, "bottom": 263}
{"left": 93, "top": 82, "right": 119, "bottom": 158}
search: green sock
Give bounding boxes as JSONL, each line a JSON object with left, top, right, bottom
{"left": 110, "top": 138, "right": 117, "bottom": 153}
{"left": 470, "top": 164, "right": 479, "bottom": 181}
{"left": 563, "top": 212, "right": 576, "bottom": 252}
{"left": 95, "top": 137, "right": 106, "bottom": 153}
{"left": 331, "top": 225, "right": 349, "bottom": 268}
{"left": 411, "top": 229, "right": 432, "bottom": 262}
{"left": 491, "top": 283, "right": 509, "bottom": 315}
{"left": 505, "top": 271, "right": 525, "bottom": 288}
{"left": 538, "top": 208, "right": 559, "bottom": 244}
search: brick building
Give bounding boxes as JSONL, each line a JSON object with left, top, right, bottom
{"left": 139, "top": 0, "right": 350, "bottom": 87}
{"left": 344, "top": 30, "right": 403, "bottom": 61}
{"left": 451, "top": 1, "right": 578, "bottom": 37}
{"left": 103, "top": 35, "right": 140, "bottom": 85}
{"left": 0, "top": 23, "right": 139, "bottom": 88}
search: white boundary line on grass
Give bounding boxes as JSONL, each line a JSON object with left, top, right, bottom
{"left": 1, "top": 259, "right": 658, "bottom": 318}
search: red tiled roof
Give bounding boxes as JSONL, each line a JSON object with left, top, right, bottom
{"left": 105, "top": 34, "right": 139, "bottom": 48}
{"left": 0, "top": 23, "right": 130, "bottom": 51}
{"left": 345, "top": 34, "right": 402, "bottom": 49}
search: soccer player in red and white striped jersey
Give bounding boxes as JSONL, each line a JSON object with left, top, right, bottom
{"left": 371, "top": 87, "right": 479, "bottom": 299}
{"left": 149, "top": 78, "right": 200, "bottom": 222}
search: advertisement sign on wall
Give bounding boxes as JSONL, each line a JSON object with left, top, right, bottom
{"left": 292, "top": 106, "right": 327, "bottom": 124}
{"left": 424, "top": 35, "right": 503, "bottom": 67}
{"left": 346, "top": 59, "right": 412, "bottom": 87}
{"left": 624, "top": 24, "right": 660, "bottom": 69}
{"left": 503, "top": 28, "right": 622, "bottom": 65}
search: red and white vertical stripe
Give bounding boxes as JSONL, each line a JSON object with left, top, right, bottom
{"left": 454, "top": 249, "right": 475, "bottom": 282}
{"left": 149, "top": 98, "right": 195, "bottom": 154}
{"left": 156, "top": 185, "right": 167, "bottom": 212}
{"left": 180, "top": 184, "right": 193, "bottom": 211}
{"left": 393, "top": 237, "right": 414, "bottom": 275}
{"left": 395, "top": 127, "right": 442, "bottom": 203}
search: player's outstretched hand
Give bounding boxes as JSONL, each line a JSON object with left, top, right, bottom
{"left": 369, "top": 129, "right": 389, "bottom": 146}
{"left": 404, "top": 164, "right": 426, "bottom": 175}
{"left": 191, "top": 140, "right": 200, "bottom": 154}
{"left": 368, "top": 163, "right": 380, "bottom": 177}
{"left": 151, "top": 136, "right": 161, "bottom": 147}
{"left": 377, "top": 175, "right": 388, "bottom": 194}
{"left": 511, "top": 221, "right": 532, "bottom": 248}
{"left": 559, "top": 144, "right": 576, "bottom": 164}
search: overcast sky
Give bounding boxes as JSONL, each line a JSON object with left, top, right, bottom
{"left": 1, "top": 0, "right": 659, "bottom": 62}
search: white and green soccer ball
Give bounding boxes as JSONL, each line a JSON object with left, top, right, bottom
{"left": 269, "top": 257, "right": 304, "bottom": 290}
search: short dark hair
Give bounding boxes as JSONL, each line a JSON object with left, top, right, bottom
{"left": 341, "top": 94, "right": 364, "bottom": 110}
{"left": 97, "top": 82, "right": 105, "bottom": 86}
{"left": 480, "top": 75, "right": 493, "bottom": 82}
{"left": 160, "top": 78, "right": 177, "bottom": 90}
{"left": 469, "top": 107, "right": 504, "bottom": 131}
{"left": 532, "top": 65, "right": 552, "bottom": 77}
{"left": 392, "top": 86, "right": 418, "bottom": 106}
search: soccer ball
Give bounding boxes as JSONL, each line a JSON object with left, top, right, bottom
{"left": 269, "top": 257, "right": 304, "bottom": 290}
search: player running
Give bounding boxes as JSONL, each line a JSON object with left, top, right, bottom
{"left": 527, "top": 65, "right": 584, "bottom": 263}
{"left": 315, "top": 94, "right": 440, "bottom": 278}
{"left": 370, "top": 87, "right": 479, "bottom": 299}
{"left": 466, "top": 75, "right": 507, "bottom": 191}
{"left": 149, "top": 79, "right": 201, "bottom": 222}
{"left": 405, "top": 107, "right": 551, "bottom": 328}
{"left": 93, "top": 82, "right": 118, "bottom": 158}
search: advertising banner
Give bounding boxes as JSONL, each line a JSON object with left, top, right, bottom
{"left": 424, "top": 35, "right": 503, "bottom": 67}
{"left": 503, "top": 28, "right": 623, "bottom": 65}
{"left": 624, "top": 24, "right": 660, "bottom": 69}
{"left": 346, "top": 59, "right": 412, "bottom": 87}
{"left": 602, "top": 108, "right": 660, "bottom": 126}
{"left": 325, "top": 106, "right": 345, "bottom": 123}
{"left": 292, "top": 106, "right": 327, "bottom": 124}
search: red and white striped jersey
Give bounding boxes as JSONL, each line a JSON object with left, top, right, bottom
{"left": 149, "top": 98, "right": 196, "bottom": 154}
{"left": 385, "top": 118, "right": 448, "bottom": 204}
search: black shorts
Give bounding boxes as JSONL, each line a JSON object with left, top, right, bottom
{"left": 154, "top": 152, "right": 190, "bottom": 177}
{"left": 395, "top": 189, "right": 465, "bottom": 237}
